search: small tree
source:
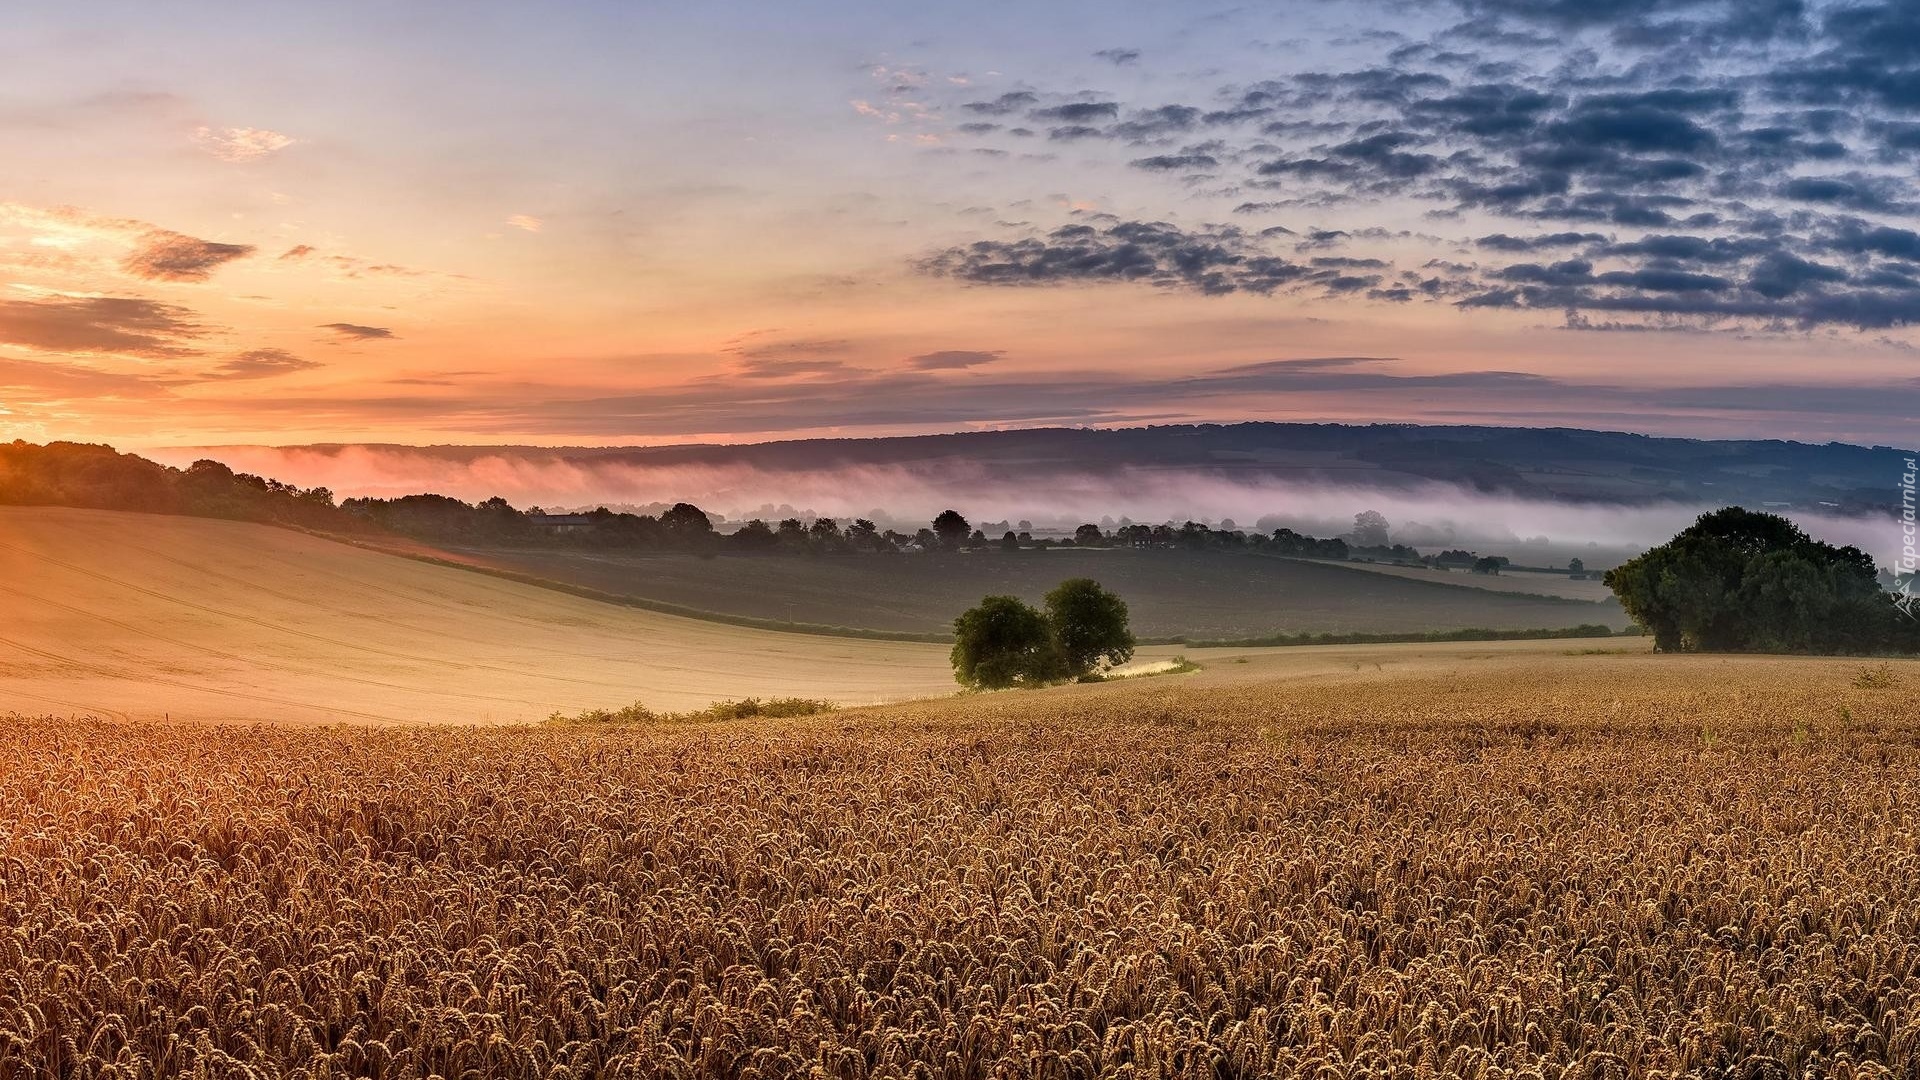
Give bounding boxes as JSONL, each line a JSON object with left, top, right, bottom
{"left": 1352, "top": 510, "right": 1391, "bottom": 549}
{"left": 932, "top": 509, "right": 970, "bottom": 549}
{"left": 1044, "top": 578, "right": 1135, "bottom": 678}
{"left": 729, "top": 518, "right": 778, "bottom": 550}
{"left": 808, "top": 517, "right": 843, "bottom": 550}
{"left": 950, "top": 596, "right": 1059, "bottom": 689}
{"left": 660, "top": 502, "right": 712, "bottom": 536}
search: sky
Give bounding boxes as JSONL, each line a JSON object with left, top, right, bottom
{"left": 3, "top": 0, "right": 1920, "bottom": 451}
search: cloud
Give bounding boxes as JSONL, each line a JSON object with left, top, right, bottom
{"left": 0, "top": 295, "right": 207, "bottom": 357}
{"left": 1475, "top": 232, "right": 1607, "bottom": 251}
{"left": 1093, "top": 48, "right": 1141, "bottom": 65}
{"left": 186, "top": 352, "right": 1920, "bottom": 453}
{"left": 1031, "top": 101, "right": 1120, "bottom": 124}
{"left": 192, "top": 125, "right": 295, "bottom": 162}
{"left": 274, "top": 242, "right": 429, "bottom": 279}
{"left": 731, "top": 337, "right": 849, "bottom": 360}
{"left": 1112, "top": 105, "right": 1203, "bottom": 142}
{"left": 920, "top": 219, "right": 1411, "bottom": 298}
{"left": 506, "top": 214, "right": 543, "bottom": 232}
{"left": 961, "top": 92, "right": 1038, "bottom": 116}
{"left": 1, "top": 202, "right": 253, "bottom": 284}
{"left": 318, "top": 322, "right": 396, "bottom": 341}
{"left": 209, "top": 348, "right": 320, "bottom": 379}
{"left": 906, "top": 349, "right": 1004, "bottom": 370}
{"left": 0, "top": 353, "right": 186, "bottom": 400}
{"left": 921, "top": 0, "right": 1920, "bottom": 332}
{"left": 735, "top": 357, "right": 854, "bottom": 379}
{"left": 122, "top": 230, "right": 255, "bottom": 282}
{"left": 1130, "top": 153, "right": 1219, "bottom": 171}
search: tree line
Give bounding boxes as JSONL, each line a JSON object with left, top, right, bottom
{"left": 5, "top": 442, "right": 1517, "bottom": 566}
{"left": 0, "top": 441, "right": 352, "bottom": 531}
{"left": 344, "top": 495, "right": 1528, "bottom": 570}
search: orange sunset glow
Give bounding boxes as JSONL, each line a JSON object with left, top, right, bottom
{"left": 5, "top": 3, "right": 1920, "bottom": 453}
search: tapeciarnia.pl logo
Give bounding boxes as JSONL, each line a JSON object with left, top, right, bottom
{"left": 1899, "top": 457, "right": 1917, "bottom": 619}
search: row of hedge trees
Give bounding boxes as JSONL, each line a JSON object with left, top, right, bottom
{"left": 4, "top": 443, "right": 1500, "bottom": 567}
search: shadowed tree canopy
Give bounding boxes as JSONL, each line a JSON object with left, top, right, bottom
{"left": 1044, "top": 578, "right": 1135, "bottom": 677}
{"left": 660, "top": 502, "right": 713, "bottom": 535}
{"left": 949, "top": 595, "right": 1060, "bottom": 689}
{"left": 932, "top": 509, "right": 970, "bottom": 549}
{"left": 1352, "top": 510, "right": 1391, "bottom": 549}
{"left": 952, "top": 579, "right": 1137, "bottom": 689}
{"left": 1, "top": 440, "right": 346, "bottom": 529}
{"left": 1606, "top": 507, "right": 1914, "bottom": 655}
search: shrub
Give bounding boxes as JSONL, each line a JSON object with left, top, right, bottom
{"left": 549, "top": 697, "right": 837, "bottom": 725}
{"left": 1854, "top": 664, "right": 1897, "bottom": 689}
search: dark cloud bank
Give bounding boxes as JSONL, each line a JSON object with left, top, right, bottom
{"left": 931, "top": 0, "right": 1920, "bottom": 332}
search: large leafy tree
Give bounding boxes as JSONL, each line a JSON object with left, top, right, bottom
{"left": 1606, "top": 507, "right": 1909, "bottom": 654}
{"left": 950, "top": 595, "right": 1060, "bottom": 689}
{"left": 1044, "top": 578, "right": 1135, "bottom": 677}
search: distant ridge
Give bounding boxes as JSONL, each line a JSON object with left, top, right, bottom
{"left": 181, "top": 421, "right": 1916, "bottom": 512}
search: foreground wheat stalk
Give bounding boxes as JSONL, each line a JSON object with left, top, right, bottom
{"left": 1, "top": 656, "right": 1916, "bottom": 1078}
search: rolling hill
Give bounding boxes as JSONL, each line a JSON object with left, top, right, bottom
{"left": 188, "top": 422, "right": 1917, "bottom": 510}
{"left": 0, "top": 507, "right": 960, "bottom": 724}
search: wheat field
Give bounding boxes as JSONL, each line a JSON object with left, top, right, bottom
{"left": 3, "top": 653, "right": 1918, "bottom": 1077}
{"left": 0, "top": 507, "right": 959, "bottom": 723}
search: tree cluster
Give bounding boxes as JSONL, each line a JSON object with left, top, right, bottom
{"left": 0, "top": 441, "right": 349, "bottom": 531}
{"left": 342, "top": 496, "right": 726, "bottom": 552}
{"left": 950, "top": 579, "right": 1136, "bottom": 689}
{"left": 1607, "top": 507, "right": 1918, "bottom": 655}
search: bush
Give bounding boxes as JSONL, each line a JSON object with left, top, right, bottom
{"left": 1854, "top": 664, "right": 1897, "bottom": 689}
{"left": 549, "top": 697, "right": 838, "bottom": 725}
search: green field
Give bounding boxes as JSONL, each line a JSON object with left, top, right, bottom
{"left": 437, "top": 545, "right": 1631, "bottom": 639}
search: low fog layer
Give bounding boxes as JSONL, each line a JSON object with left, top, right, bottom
{"left": 151, "top": 444, "right": 1903, "bottom": 569}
